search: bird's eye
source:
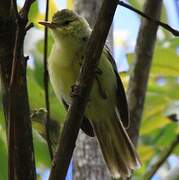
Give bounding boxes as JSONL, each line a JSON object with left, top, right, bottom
{"left": 61, "top": 20, "right": 73, "bottom": 26}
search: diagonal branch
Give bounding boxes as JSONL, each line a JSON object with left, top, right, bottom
{"left": 20, "top": 0, "right": 35, "bottom": 19}
{"left": 144, "top": 136, "right": 179, "bottom": 179}
{"left": 48, "top": 0, "right": 118, "bottom": 179}
{"left": 118, "top": 0, "right": 179, "bottom": 36}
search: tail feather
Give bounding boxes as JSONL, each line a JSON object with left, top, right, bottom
{"left": 91, "top": 109, "right": 141, "bottom": 178}
{"left": 115, "top": 107, "right": 141, "bottom": 169}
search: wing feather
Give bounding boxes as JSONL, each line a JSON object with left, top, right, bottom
{"left": 61, "top": 98, "right": 95, "bottom": 137}
{"left": 104, "top": 45, "right": 130, "bottom": 128}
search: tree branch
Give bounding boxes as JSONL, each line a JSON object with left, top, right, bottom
{"left": 48, "top": 0, "right": 118, "bottom": 179}
{"left": 144, "top": 136, "right": 179, "bottom": 179}
{"left": 7, "top": 0, "right": 36, "bottom": 179}
{"left": 73, "top": 1, "right": 112, "bottom": 179}
{"left": 0, "top": 2, "right": 15, "bottom": 178}
{"left": 118, "top": 0, "right": 179, "bottom": 36}
{"left": 127, "top": 0, "right": 163, "bottom": 145}
{"left": 43, "top": 0, "right": 53, "bottom": 160}
{"left": 19, "top": 0, "right": 35, "bottom": 19}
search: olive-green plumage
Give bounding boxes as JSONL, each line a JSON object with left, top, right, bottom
{"left": 39, "top": 9, "right": 140, "bottom": 178}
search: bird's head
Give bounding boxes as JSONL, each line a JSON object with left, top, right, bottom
{"left": 39, "top": 9, "right": 90, "bottom": 41}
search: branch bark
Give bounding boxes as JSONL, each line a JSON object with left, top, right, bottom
{"left": 127, "top": 0, "right": 163, "bottom": 145}
{"left": 48, "top": 0, "right": 118, "bottom": 179}
{"left": 73, "top": 0, "right": 111, "bottom": 179}
{"left": 0, "top": 0, "right": 14, "bottom": 131}
{"left": 0, "top": 1, "right": 16, "bottom": 179}
{"left": 0, "top": 0, "right": 36, "bottom": 179}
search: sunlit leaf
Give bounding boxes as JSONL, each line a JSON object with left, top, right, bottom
{"left": 28, "top": 1, "right": 39, "bottom": 22}
{"left": 140, "top": 115, "right": 170, "bottom": 135}
{"left": 138, "top": 144, "right": 155, "bottom": 163}
{"left": 27, "top": 73, "right": 65, "bottom": 123}
{"left": 49, "top": 0, "right": 58, "bottom": 20}
{"left": 67, "top": 0, "right": 74, "bottom": 9}
{"left": 148, "top": 77, "right": 179, "bottom": 100}
{"left": 33, "top": 130, "right": 51, "bottom": 167}
{"left": 155, "top": 123, "right": 177, "bottom": 148}
{"left": 128, "top": 46, "right": 179, "bottom": 77}
{"left": 0, "top": 117, "right": 7, "bottom": 180}
{"left": 127, "top": 0, "right": 144, "bottom": 10}
{"left": 0, "top": 137, "right": 7, "bottom": 180}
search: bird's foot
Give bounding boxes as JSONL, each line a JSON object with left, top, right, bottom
{"left": 70, "top": 84, "right": 91, "bottom": 101}
{"left": 70, "top": 84, "right": 81, "bottom": 97}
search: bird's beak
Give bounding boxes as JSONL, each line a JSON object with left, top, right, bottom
{"left": 39, "top": 21, "right": 57, "bottom": 29}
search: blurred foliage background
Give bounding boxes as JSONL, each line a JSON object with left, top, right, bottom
{"left": 0, "top": 0, "right": 179, "bottom": 179}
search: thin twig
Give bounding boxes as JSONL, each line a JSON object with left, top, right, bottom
{"left": 144, "top": 136, "right": 179, "bottom": 179}
{"left": 20, "top": 0, "right": 35, "bottom": 19}
{"left": 48, "top": 0, "right": 118, "bottom": 179}
{"left": 43, "top": 0, "right": 53, "bottom": 160}
{"left": 25, "top": 22, "right": 34, "bottom": 32}
{"left": 118, "top": 0, "right": 179, "bottom": 36}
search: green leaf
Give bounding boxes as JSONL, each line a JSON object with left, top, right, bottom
{"left": 148, "top": 77, "right": 179, "bottom": 100}
{"left": 138, "top": 144, "right": 155, "bottom": 163}
{"left": 28, "top": 1, "right": 39, "bottom": 23}
{"left": 140, "top": 115, "right": 170, "bottom": 135}
{"left": 155, "top": 123, "right": 177, "bottom": 148}
{"left": 128, "top": 46, "right": 179, "bottom": 77}
{"left": 36, "top": 34, "right": 54, "bottom": 55}
{"left": 0, "top": 92, "right": 7, "bottom": 180}
{"left": 27, "top": 73, "right": 65, "bottom": 123}
{"left": 33, "top": 130, "right": 51, "bottom": 167}
{"left": 0, "top": 139, "right": 7, "bottom": 180}
{"left": 127, "top": 0, "right": 144, "bottom": 10}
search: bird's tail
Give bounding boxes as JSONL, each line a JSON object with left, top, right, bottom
{"left": 92, "top": 109, "right": 141, "bottom": 178}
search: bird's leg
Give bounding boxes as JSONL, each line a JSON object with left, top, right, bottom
{"left": 95, "top": 68, "right": 107, "bottom": 99}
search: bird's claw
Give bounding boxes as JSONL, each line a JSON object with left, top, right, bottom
{"left": 70, "top": 84, "right": 81, "bottom": 97}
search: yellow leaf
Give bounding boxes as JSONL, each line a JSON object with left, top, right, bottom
{"left": 138, "top": 144, "right": 155, "bottom": 163}
{"left": 140, "top": 116, "right": 170, "bottom": 135}
{"left": 34, "top": 13, "right": 44, "bottom": 28}
{"left": 34, "top": 0, "right": 57, "bottom": 29}
{"left": 67, "top": 0, "right": 74, "bottom": 9}
{"left": 49, "top": 0, "right": 58, "bottom": 20}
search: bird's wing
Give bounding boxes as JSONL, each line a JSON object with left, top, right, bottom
{"left": 104, "top": 45, "right": 130, "bottom": 128}
{"left": 61, "top": 98, "right": 95, "bottom": 137}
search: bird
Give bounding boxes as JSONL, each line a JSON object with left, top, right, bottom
{"left": 39, "top": 9, "right": 140, "bottom": 178}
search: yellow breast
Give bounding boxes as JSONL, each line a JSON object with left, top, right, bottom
{"left": 48, "top": 42, "right": 81, "bottom": 104}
